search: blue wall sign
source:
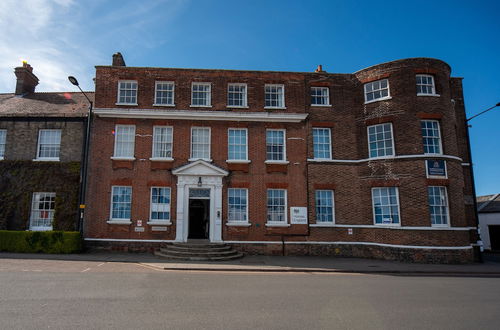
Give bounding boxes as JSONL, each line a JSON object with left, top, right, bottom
{"left": 426, "top": 159, "right": 446, "bottom": 177}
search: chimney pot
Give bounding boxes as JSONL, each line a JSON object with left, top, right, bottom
{"left": 112, "top": 52, "right": 126, "bottom": 66}
{"left": 315, "top": 65, "right": 324, "bottom": 73}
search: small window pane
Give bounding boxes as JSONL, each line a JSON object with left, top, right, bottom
{"left": 30, "top": 192, "right": 56, "bottom": 230}
{"left": 311, "top": 87, "right": 330, "bottom": 105}
{"left": 118, "top": 81, "right": 137, "bottom": 104}
{"left": 428, "top": 186, "right": 449, "bottom": 225}
{"left": 155, "top": 82, "right": 174, "bottom": 105}
{"left": 150, "top": 187, "right": 171, "bottom": 221}
{"left": 153, "top": 126, "right": 173, "bottom": 158}
{"left": 111, "top": 186, "right": 132, "bottom": 220}
{"left": 315, "top": 190, "right": 334, "bottom": 222}
{"left": 228, "top": 84, "right": 247, "bottom": 107}
{"left": 265, "top": 85, "right": 284, "bottom": 108}
{"left": 191, "top": 128, "right": 210, "bottom": 159}
{"left": 421, "top": 120, "right": 441, "bottom": 154}
{"left": 192, "top": 83, "right": 211, "bottom": 106}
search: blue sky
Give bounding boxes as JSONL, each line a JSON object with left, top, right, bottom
{"left": 0, "top": 0, "right": 498, "bottom": 195}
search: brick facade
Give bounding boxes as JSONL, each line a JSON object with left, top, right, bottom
{"left": 84, "top": 55, "right": 478, "bottom": 263}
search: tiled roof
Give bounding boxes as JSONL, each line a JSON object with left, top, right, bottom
{"left": 477, "top": 194, "right": 500, "bottom": 213}
{"left": 0, "top": 92, "right": 94, "bottom": 117}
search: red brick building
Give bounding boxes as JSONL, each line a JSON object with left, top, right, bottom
{"left": 84, "top": 53, "right": 479, "bottom": 263}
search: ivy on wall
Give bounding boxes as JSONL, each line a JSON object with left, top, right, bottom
{"left": 0, "top": 161, "right": 80, "bottom": 231}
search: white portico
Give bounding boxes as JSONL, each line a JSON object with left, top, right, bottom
{"left": 172, "top": 160, "right": 229, "bottom": 242}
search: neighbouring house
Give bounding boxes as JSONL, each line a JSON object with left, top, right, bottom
{"left": 478, "top": 194, "right": 500, "bottom": 251}
{"left": 0, "top": 62, "right": 92, "bottom": 231}
{"left": 83, "top": 53, "right": 479, "bottom": 263}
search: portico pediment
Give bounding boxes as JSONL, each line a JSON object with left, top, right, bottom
{"left": 172, "top": 160, "right": 229, "bottom": 177}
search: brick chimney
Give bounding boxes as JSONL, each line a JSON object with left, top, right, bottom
{"left": 14, "top": 62, "right": 39, "bottom": 95}
{"left": 112, "top": 52, "right": 126, "bottom": 66}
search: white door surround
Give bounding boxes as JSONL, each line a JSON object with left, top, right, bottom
{"left": 172, "top": 160, "right": 229, "bottom": 242}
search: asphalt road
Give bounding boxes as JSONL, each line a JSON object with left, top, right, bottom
{"left": 1, "top": 258, "right": 499, "bottom": 330}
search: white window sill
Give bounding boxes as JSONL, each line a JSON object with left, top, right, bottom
{"left": 29, "top": 227, "right": 53, "bottom": 231}
{"left": 153, "top": 103, "right": 176, "bottom": 107}
{"left": 310, "top": 223, "right": 335, "bottom": 227}
{"left": 265, "top": 223, "right": 291, "bottom": 227}
{"left": 188, "top": 158, "right": 212, "bottom": 162}
{"left": 308, "top": 158, "right": 333, "bottom": 162}
{"left": 311, "top": 104, "right": 332, "bottom": 107}
{"left": 364, "top": 96, "right": 392, "bottom": 104}
{"left": 264, "top": 106, "right": 287, "bottom": 110}
{"left": 190, "top": 105, "right": 212, "bottom": 108}
{"left": 115, "top": 103, "right": 138, "bottom": 106}
{"left": 374, "top": 223, "right": 401, "bottom": 227}
{"left": 417, "top": 93, "right": 440, "bottom": 97}
{"left": 226, "top": 159, "right": 251, "bottom": 164}
{"left": 264, "top": 160, "right": 289, "bottom": 165}
{"left": 147, "top": 221, "right": 172, "bottom": 226}
{"left": 149, "top": 157, "right": 174, "bottom": 162}
{"left": 431, "top": 224, "right": 449, "bottom": 228}
{"left": 110, "top": 157, "right": 136, "bottom": 161}
{"left": 424, "top": 153, "right": 444, "bottom": 156}
{"left": 107, "top": 220, "right": 132, "bottom": 225}
{"left": 33, "top": 158, "right": 60, "bottom": 162}
{"left": 226, "top": 105, "right": 249, "bottom": 109}
{"left": 226, "top": 222, "right": 252, "bottom": 227}
{"left": 368, "top": 155, "right": 395, "bottom": 161}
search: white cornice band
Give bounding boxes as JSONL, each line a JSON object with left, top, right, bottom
{"left": 308, "top": 154, "right": 463, "bottom": 163}
{"left": 93, "top": 108, "right": 308, "bottom": 123}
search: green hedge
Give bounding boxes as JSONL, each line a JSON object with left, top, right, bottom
{"left": 0, "top": 231, "right": 82, "bottom": 253}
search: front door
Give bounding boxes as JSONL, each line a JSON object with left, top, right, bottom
{"left": 188, "top": 199, "right": 210, "bottom": 239}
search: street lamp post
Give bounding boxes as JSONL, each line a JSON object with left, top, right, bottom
{"left": 465, "top": 102, "right": 500, "bottom": 261}
{"left": 68, "top": 76, "right": 93, "bottom": 234}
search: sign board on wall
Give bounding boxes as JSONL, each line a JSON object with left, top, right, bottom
{"left": 290, "top": 207, "right": 308, "bottom": 224}
{"left": 426, "top": 159, "right": 447, "bottom": 178}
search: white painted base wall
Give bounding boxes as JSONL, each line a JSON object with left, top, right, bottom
{"left": 478, "top": 212, "right": 500, "bottom": 250}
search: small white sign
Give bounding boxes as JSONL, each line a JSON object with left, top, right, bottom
{"left": 290, "top": 207, "right": 308, "bottom": 224}
{"left": 134, "top": 227, "right": 145, "bottom": 232}
{"left": 382, "top": 218, "right": 392, "bottom": 224}
{"left": 137, "top": 220, "right": 143, "bottom": 227}
{"left": 348, "top": 228, "right": 353, "bottom": 235}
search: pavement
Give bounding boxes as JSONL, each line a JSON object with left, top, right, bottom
{"left": 2, "top": 251, "right": 500, "bottom": 276}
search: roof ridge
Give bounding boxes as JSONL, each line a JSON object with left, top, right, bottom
{"left": 478, "top": 193, "right": 500, "bottom": 212}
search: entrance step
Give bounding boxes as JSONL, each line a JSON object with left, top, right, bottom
{"left": 154, "top": 243, "right": 243, "bottom": 261}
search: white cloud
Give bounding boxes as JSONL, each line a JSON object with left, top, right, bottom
{"left": 0, "top": 0, "right": 188, "bottom": 93}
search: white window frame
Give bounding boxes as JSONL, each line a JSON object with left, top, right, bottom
{"left": 154, "top": 81, "right": 175, "bottom": 106}
{"left": 116, "top": 80, "right": 138, "bottom": 105}
{"left": 148, "top": 187, "right": 171, "bottom": 224}
{"left": 190, "top": 127, "right": 211, "bottom": 161}
{"left": 416, "top": 74, "right": 439, "bottom": 96}
{"left": 0, "top": 129, "right": 6, "bottom": 160}
{"left": 191, "top": 82, "right": 212, "bottom": 107}
{"left": 264, "top": 84, "right": 286, "bottom": 109}
{"left": 227, "top": 128, "right": 249, "bottom": 162}
{"left": 315, "top": 190, "right": 335, "bottom": 224}
{"left": 311, "top": 87, "right": 331, "bottom": 106}
{"left": 364, "top": 79, "right": 391, "bottom": 104}
{"left": 29, "top": 192, "right": 56, "bottom": 231}
{"left": 35, "top": 129, "right": 61, "bottom": 161}
{"left": 428, "top": 186, "right": 450, "bottom": 227}
{"left": 151, "top": 126, "right": 173, "bottom": 161}
{"left": 371, "top": 187, "right": 401, "bottom": 226}
{"left": 265, "top": 129, "right": 288, "bottom": 164}
{"left": 227, "top": 83, "right": 248, "bottom": 108}
{"left": 421, "top": 120, "right": 443, "bottom": 155}
{"left": 109, "top": 186, "right": 132, "bottom": 223}
{"left": 227, "top": 188, "right": 249, "bottom": 224}
{"left": 266, "top": 189, "right": 288, "bottom": 226}
{"left": 112, "top": 125, "right": 136, "bottom": 160}
{"left": 367, "top": 123, "right": 395, "bottom": 159}
{"left": 312, "top": 128, "right": 332, "bottom": 160}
